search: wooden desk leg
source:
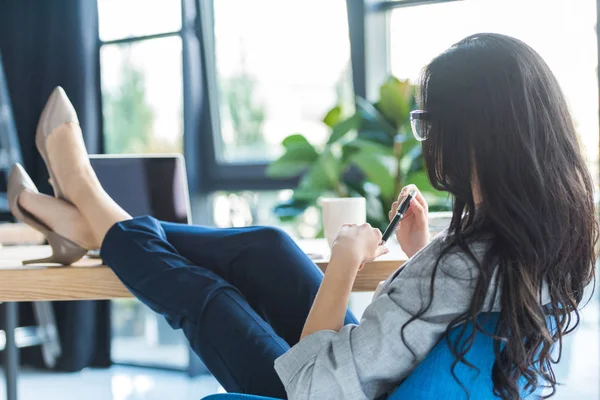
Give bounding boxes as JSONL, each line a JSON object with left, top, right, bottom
{"left": 5, "top": 302, "right": 18, "bottom": 400}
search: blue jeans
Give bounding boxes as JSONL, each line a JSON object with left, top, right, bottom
{"left": 100, "top": 216, "right": 358, "bottom": 399}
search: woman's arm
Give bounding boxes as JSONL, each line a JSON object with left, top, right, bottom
{"left": 275, "top": 240, "right": 484, "bottom": 400}
{"left": 300, "top": 252, "right": 360, "bottom": 339}
{"left": 300, "top": 224, "right": 387, "bottom": 339}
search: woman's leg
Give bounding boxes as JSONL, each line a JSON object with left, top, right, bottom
{"left": 42, "top": 122, "right": 358, "bottom": 345}
{"left": 159, "top": 222, "right": 358, "bottom": 346}
{"left": 39, "top": 119, "right": 357, "bottom": 394}
{"left": 45, "top": 122, "right": 131, "bottom": 243}
{"left": 18, "top": 189, "right": 98, "bottom": 249}
{"left": 19, "top": 185, "right": 359, "bottom": 347}
{"left": 19, "top": 190, "right": 290, "bottom": 396}
{"left": 101, "top": 216, "right": 290, "bottom": 397}
{"left": 36, "top": 124, "right": 289, "bottom": 396}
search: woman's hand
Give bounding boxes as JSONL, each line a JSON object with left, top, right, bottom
{"left": 389, "top": 184, "right": 430, "bottom": 258}
{"left": 301, "top": 224, "right": 387, "bottom": 340}
{"left": 330, "top": 223, "right": 389, "bottom": 269}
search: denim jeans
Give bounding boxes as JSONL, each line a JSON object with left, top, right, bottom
{"left": 100, "top": 216, "right": 358, "bottom": 399}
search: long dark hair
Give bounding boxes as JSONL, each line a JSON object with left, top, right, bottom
{"left": 414, "top": 33, "right": 597, "bottom": 398}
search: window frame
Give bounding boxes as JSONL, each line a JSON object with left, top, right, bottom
{"left": 192, "top": 0, "right": 464, "bottom": 192}
{"left": 190, "top": 0, "right": 301, "bottom": 192}
{"left": 96, "top": 2, "right": 187, "bottom": 159}
{"left": 96, "top": 0, "right": 208, "bottom": 375}
{"left": 96, "top": 0, "right": 462, "bottom": 194}
{"left": 371, "top": 0, "right": 463, "bottom": 11}
{"left": 98, "top": 0, "right": 600, "bottom": 196}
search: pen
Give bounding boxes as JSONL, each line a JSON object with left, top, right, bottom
{"left": 380, "top": 190, "right": 416, "bottom": 244}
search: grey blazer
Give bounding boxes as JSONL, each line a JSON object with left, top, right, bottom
{"left": 274, "top": 231, "right": 538, "bottom": 400}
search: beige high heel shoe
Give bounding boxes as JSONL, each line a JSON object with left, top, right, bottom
{"left": 7, "top": 164, "right": 87, "bottom": 265}
{"left": 35, "top": 86, "right": 79, "bottom": 202}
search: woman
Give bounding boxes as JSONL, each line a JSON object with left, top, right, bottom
{"left": 7, "top": 33, "right": 597, "bottom": 399}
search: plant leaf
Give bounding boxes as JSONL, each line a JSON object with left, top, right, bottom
{"left": 328, "top": 113, "right": 360, "bottom": 144}
{"left": 405, "top": 170, "right": 451, "bottom": 211}
{"left": 266, "top": 134, "right": 319, "bottom": 178}
{"left": 323, "top": 105, "right": 343, "bottom": 128}
{"left": 318, "top": 150, "right": 343, "bottom": 188}
{"left": 379, "top": 77, "right": 412, "bottom": 128}
{"left": 293, "top": 150, "right": 344, "bottom": 201}
{"left": 273, "top": 198, "right": 311, "bottom": 221}
{"left": 343, "top": 138, "right": 394, "bottom": 157}
{"left": 400, "top": 143, "right": 423, "bottom": 174}
{"left": 357, "top": 130, "right": 394, "bottom": 147}
{"left": 266, "top": 147, "right": 319, "bottom": 177}
{"left": 355, "top": 97, "right": 398, "bottom": 137}
{"left": 405, "top": 170, "right": 433, "bottom": 192}
{"left": 349, "top": 151, "right": 395, "bottom": 201}
{"left": 282, "top": 134, "right": 313, "bottom": 150}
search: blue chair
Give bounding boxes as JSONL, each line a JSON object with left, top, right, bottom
{"left": 202, "top": 313, "right": 542, "bottom": 400}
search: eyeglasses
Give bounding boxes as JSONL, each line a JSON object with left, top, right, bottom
{"left": 410, "top": 110, "right": 430, "bottom": 142}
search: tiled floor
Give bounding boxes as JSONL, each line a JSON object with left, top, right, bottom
{"left": 0, "top": 366, "right": 223, "bottom": 400}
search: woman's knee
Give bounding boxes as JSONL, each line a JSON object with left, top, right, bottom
{"left": 247, "top": 226, "right": 293, "bottom": 248}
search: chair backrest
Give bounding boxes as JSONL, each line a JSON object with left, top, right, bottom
{"left": 388, "top": 312, "right": 542, "bottom": 400}
{"left": 202, "top": 313, "right": 551, "bottom": 400}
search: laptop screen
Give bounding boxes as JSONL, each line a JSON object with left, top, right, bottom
{"left": 89, "top": 155, "right": 191, "bottom": 225}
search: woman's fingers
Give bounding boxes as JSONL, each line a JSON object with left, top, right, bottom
{"left": 407, "top": 198, "right": 427, "bottom": 221}
{"left": 412, "top": 189, "right": 428, "bottom": 212}
{"left": 372, "top": 228, "right": 383, "bottom": 242}
{"left": 400, "top": 184, "right": 426, "bottom": 206}
{"left": 394, "top": 184, "right": 429, "bottom": 215}
{"left": 362, "top": 246, "right": 389, "bottom": 268}
{"left": 389, "top": 201, "right": 399, "bottom": 221}
{"left": 375, "top": 245, "right": 389, "bottom": 258}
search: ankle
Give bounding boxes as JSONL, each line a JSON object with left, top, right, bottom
{"left": 66, "top": 169, "right": 103, "bottom": 206}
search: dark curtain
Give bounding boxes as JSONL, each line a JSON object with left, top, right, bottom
{"left": 0, "top": 0, "right": 111, "bottom": 371}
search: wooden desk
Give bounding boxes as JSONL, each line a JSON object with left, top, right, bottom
{"left": 0, "top": 240, "right": 407, "bottom": 301}
{"left": 0, "top": 239, "right": 406, "bottom": 400}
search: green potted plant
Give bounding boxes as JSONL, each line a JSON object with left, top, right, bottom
{"left": 267, "top": 77, "right": 449, "bottom": 233}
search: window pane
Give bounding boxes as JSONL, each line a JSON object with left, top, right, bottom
{"left": 213, "top": 0, "right": 353, "bottom": 163}
{"left": 98, "top": 0, "right": 182, "bottom": 42}
{"left": 389, "top": 0, "right": 599, "bottom": 182}
{"left": 212, "top": 190, "right": 292, "bottom": 226}
{"left": 101, "top": 37, "right": 183, "bottom": 154}
{"left": 211, "top": 190, "right": 321, "bottom": 237}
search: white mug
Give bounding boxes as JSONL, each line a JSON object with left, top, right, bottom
{"left": 320, "top": 197, "right": 367, "bottom": 248}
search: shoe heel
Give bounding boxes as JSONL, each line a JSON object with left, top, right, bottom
{"left": 9, "top": 164, "right": 87, "bottom": 266}
{"left": 23, "top": 256, "right": 59, "bottom": 265}
{"left": 22, "top": 226, "right": 87, "bottom": 266}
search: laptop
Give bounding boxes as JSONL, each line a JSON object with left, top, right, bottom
{"left": 89, "top": 154, "right": 192, "bottom": 225}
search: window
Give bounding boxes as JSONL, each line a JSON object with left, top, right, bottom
{"left": 98, "top": 0, "right": 184, "bottom": 155}
{"left": 97, "top": 0, "right": 188, "bottom": 370}
{"left": 98, "top": 0, "right": 354, "bottom": 191}
{"left": 388, "top": 0, "right": 599, "bottom": 181}
{"left": 211, "top": 0, "right": 353, "bottom": 163}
